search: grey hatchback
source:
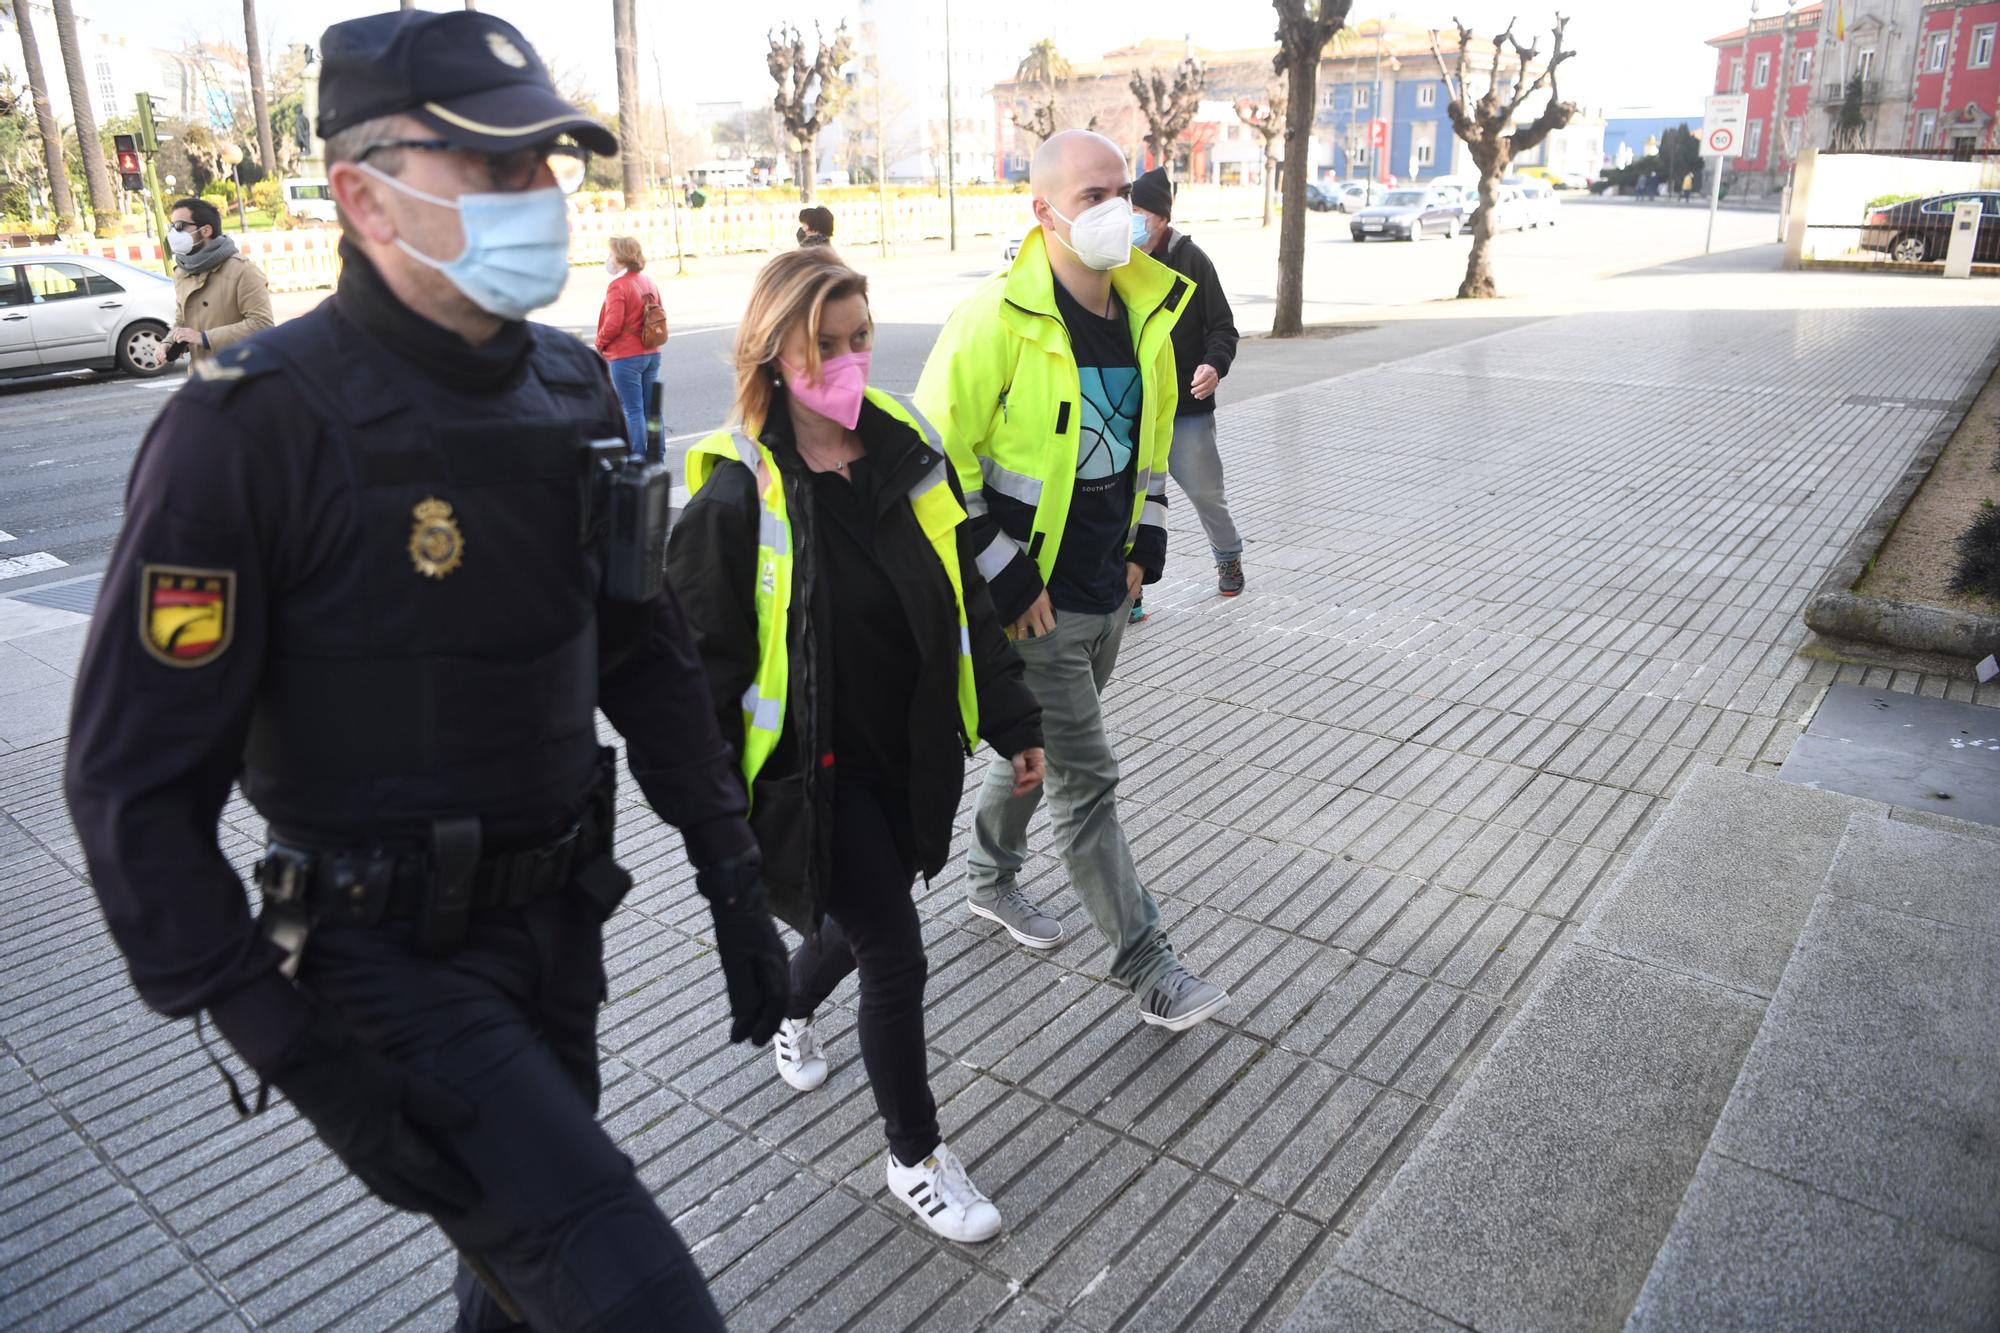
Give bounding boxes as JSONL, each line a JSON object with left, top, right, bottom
{"left": 1350, "top": 187, "right": 1464, "bottom": 242}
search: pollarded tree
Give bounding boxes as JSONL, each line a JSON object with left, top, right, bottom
{"left": 1431, "top": 13, "right": 1576, "bottom": 299}
{"left": 613, "top": 0, "right": 643, "bottom": 207}
{"left": 1234, "top": 87, "right": 1285, "bottom": 228}
{"left": 767, "top": 21, "right": 853, "bottom": 204}
{"left": 1271, "top": 0, "right": 1352, "bottom": 338}
{"left": 1129, "top": 57, "right": 1204, "bottom": 168}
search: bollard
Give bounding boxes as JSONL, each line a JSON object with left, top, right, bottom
{"left": 1942, "top": 199, "right": 1982, "bottom": 279}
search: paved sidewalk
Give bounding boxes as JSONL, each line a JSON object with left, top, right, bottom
{"left": 4, "top": 273, "right": 1998, "bottom": 1330}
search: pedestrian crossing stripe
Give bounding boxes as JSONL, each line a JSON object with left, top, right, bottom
{"left": 0, "top": 551, "right": 66, "bottom": 581}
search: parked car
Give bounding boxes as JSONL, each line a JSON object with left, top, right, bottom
{"left": 1517, "top": 180, "right": 1561, "bottom": 227}
{"left": 1306, "top": 182, "right": 1341, "bottom": 212}
{"left": 1466, "top": 185, "right": 1531, "bottom": 234}
{"left": 0, "top": 253, "right": 177, "bottom": 379}
{"left": 282, "top": 178, "right": 338, "bottom": 226}
{"left": 1350, "top": 187, "right": 1464, "bottom": 241}
{"left": 1860, "top": 191, "right": 2000, "bottom": 263}
{"left": 1332, "top": 180, "right": 1391, "bottom": 212}
{"left": 1554, "top": 172, "right": 1591, "bottom": 191}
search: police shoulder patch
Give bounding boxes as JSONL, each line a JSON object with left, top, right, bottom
{"left": 140, "top": 564, "right": 235, "bottom": 667}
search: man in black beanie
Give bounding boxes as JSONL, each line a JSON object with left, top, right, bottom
{"left": 1129, "top": 165, "right": 1243, "bottom": 616}
{"left": 798, "top": 204, "right": 835, "bottom": 247}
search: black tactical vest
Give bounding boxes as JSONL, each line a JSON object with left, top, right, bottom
{"left": 239, "top": 308, "right": 617, "bottom": 843}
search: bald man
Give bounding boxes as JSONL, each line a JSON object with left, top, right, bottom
{"left": 914, "top": 130, "right": 1229, "bottom": 1031}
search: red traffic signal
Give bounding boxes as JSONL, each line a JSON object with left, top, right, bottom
{"left": 116, "top": 148, "right": 140, "bottom": 174}
{"left": 112, "top": 133, "right": 142, "bottom": 189}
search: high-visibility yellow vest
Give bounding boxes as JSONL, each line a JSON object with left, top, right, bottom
{"left": 685, "top": 387, "right": 979, "bottom": 792}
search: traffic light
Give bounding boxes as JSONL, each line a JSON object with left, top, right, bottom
{"left": 114, "top": 134, "right": 143, "bottom": 191}
{"left": 134, "top": 91, "right": 160, "bottom": 152}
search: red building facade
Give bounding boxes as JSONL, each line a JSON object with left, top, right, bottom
{"left": 1708, "top": 4, "right": 1823, "bottom": 175}
{"left": 1911, "top": 0, "right": 2000, "bottom": 148}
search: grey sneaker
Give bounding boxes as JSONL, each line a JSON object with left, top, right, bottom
{"left": 1216, "top": 557, "right": 1244, "bottom": 596}
{"left": 967, "top": 888, "right": 1064, "bottom": 949}
{"left": 1139, "top": 965, "right": 1230, "bottom": 1031}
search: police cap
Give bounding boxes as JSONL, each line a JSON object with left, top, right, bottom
{"left": 317, "top": 11, "right": 617, "bottom": 157}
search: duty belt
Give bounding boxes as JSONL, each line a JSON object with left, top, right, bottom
{"left": 255, "top": 814, "right": 606, "bottom": 929}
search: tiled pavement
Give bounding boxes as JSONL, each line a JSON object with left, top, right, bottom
{"left": 5, "top": 296, "right": 2000, "bottom": 1331}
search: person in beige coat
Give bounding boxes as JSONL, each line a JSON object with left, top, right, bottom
{"left": 167, "top": 197, "right": 273, "bottom": 365}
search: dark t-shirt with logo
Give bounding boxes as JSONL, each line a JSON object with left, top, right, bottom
{"left": 1047, "top": 280, "right": 1141, "bottom": 615}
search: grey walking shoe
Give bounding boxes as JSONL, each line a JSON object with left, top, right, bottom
{"left": 1216, "top": 557, "right": 1244, "bottom": 597}
{"left": 1139, "top": 965, "right": 1230, "bottom": 1031}
{"left": 967, "top": 888, "right": 1065, "bottom": 949}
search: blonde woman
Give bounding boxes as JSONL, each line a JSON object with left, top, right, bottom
{"left": 595, "top": 235, "right": 663, "bottom": 455}
{"left": 666, "top": 249, "right": 1045, "bottom": 1244}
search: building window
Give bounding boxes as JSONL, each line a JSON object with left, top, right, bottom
{"left": 1353, "top": 144, "right": 1369, "bottom": 166}
{"left": 1354, "top": 86, "right": 1369, "bottom": 109}
{"left": 1746, "top": 118, "right": 1763, "bottom": 159}
{"left": 1754, "top": 52, "right": 1771, "bottom": 86}
{"left": 1784, "top": 117, "right": 1803, "bottom": 158}
{"left": 1730, "top": 58, "right": 1745, "bottom": 92}
{"left": 1926, "top": 31, "right": 1949, "bottom": 72}
{"left": 1918, "top": 110, "right": 1937, "bottom": 146}
{"left": 1797, "top": 49, "right": 1813, "bottom": 83}
{"left": 1321, "top": 84, "right": 1339, "bottom": 110}
{"left": 1417, "top": 83, "right": 1436, "bottom": 108}
{"left": 1972, "top": 25, "right": 1996, "bottom": 68}
{"left": 1856, "top": 47, "right": 1876, "bottom": 79}
{"left": 1415, "top": 140, "right": 1434, "bottom": 166}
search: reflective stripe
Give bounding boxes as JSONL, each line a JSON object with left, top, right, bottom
{"left": 974, "top": 531, "right": 1017, "bottom": 581}
{"left": 1145, "top": 473, "right": 1167, "bottom": 499}
{"left": 892, "top": 393, "right": 946, "bottom": 452}
{"left": 905, "top": 459, "right": 949, "bottom": 503}
{"left": 1142, "top": 499, "right": 1168, "bottom": 528}
{"left": 959, "top": 625, "right": 973, "bottom": 656}
{"left": 962, "top": 487, "right": 989, "bottom": 518}
{"left": 757, "top": 508, "right": 791, "bottom": 557}
{"left": 980, "top": 456, "right": 1043, "bottom": 507}
{"left": 741, "top": 683, "right": 782, "bottom": 734}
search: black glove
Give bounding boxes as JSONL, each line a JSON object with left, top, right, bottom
{"left": 697, "top": 848, "right": 789, "bottom": 1046}
{"left": 266, "top": 1010, "right": 481, "bottom": 1218}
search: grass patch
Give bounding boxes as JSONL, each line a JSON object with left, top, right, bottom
{"left": 1856, "top": 364, "right": 2000, "bottom": 618}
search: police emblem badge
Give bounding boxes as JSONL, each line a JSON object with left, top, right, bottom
{"left": 140, "top": 564, "right": 235, "bottom": 667}
{"left": 409, "top": 497, "right": 465, "bottom": 579}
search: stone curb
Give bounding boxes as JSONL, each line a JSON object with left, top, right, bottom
{"left": 1803, "top": 331, "right": 2000, "bottom": 661}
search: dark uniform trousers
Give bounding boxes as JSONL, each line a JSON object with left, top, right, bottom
{"left": 301, "top": 893, "right": 718, "bottom": 1332}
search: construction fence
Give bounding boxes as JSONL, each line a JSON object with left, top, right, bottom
{"left": 11, "top": 186, "right": 1275, "bottom": 294}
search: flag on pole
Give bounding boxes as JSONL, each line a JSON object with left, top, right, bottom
{"left": 1835, "top": 4, "right": 1846, "bottom": 40}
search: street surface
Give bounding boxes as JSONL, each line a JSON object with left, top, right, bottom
{"left": 4, "top": 242, "right": 1994, "bottom": 1329}
{"left": 0, "top": 198, "right": 1775, "bottom": 597}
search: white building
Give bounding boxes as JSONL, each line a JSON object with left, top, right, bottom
{"left": 854, "top": 0, "right": 1056, "bottom": 184}
{"left": 2, "top": 2, "right": 252, "bottom": 132}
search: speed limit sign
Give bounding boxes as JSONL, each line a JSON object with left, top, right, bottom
{"left": 1702, "top": 94, "right": 1747, "bottom": 158}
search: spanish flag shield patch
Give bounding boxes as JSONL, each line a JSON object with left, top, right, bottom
{"left": 140, "top": 564, "right": 234, "bottom": 667}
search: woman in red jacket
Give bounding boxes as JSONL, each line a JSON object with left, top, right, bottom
{"left": 595, "top": 235, "right": 664, "bottom": 456}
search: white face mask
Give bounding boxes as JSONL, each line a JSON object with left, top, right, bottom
{"left": 167, "top": 226, "right": 197, "bottom": 256}
{"left": 1045, "top": 195, "right": 1134, "bottom": 271}
{"left": 605, "top": 255, "right": 622, "bottom": 275}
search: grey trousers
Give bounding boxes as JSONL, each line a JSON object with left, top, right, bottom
{"left": 966, "top": 602, "right": 1178, "bottom": 995}
{"left": 1167, "top": 413, "right": 1242, "bottom": 562}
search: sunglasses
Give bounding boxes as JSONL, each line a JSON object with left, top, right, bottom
{"left": 356, "top": 138, "right": 591, "bottom": 195}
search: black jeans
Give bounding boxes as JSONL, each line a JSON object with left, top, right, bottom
{"left": 787, "top": 779, "right": 941, "bottom": 1167}
{"left": 297, "top": 891, "right": 724, "bottom": 1332}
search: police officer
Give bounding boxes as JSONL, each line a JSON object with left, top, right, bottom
{"left": 63, "top": 12, "right": 786, "bottom": 1330}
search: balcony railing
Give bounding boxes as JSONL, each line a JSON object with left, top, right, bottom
{"left": 1819, "top": 78, "right": 1884, "bottom": 103}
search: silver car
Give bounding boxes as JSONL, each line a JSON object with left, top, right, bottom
{"left": 0, "top": 252, "right": 178, "bottom": 379}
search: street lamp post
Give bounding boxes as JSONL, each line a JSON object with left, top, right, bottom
{"left": 943, "top": 0, "right": 957, "bottom": 252}
{"left": 220, "top": 142, "right": 247, "bottom": 233}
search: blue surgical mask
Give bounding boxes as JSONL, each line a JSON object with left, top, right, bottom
{"left": 361, "top": 163, "right": 572, "bottom": 320}
{"left": 1131, "top": 214, "right": 1150, "bottom": 247}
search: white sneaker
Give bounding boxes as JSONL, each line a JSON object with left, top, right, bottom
{"left": 773, "top": 1017, "right": 827, "bottom": 1092}
{"left": 885, "top": 1141, "right": 1003, "bottom": 1243}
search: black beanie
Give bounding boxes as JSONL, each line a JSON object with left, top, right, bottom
{"left": 1131, "top": 167, "right": 1173, "bottom": 219}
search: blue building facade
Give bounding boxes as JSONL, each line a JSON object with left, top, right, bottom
{"left": 1314, "top": 73, "right": 1459, "bottom": 182}
{"left": 1603, "top": 116, "right": 1701, "bottom": 167}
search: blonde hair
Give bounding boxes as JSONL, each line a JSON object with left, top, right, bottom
{"left": 609, "top": 235, "right": 645, "bottom": 271}
{"left": 730, "top": 248, "right": 870, "bottom": 437}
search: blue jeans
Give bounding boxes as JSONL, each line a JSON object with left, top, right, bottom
{"left": 607, "top": 352, "right": 660, "bottom": 457}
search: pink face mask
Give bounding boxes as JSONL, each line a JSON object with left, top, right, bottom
{"left": 783, "top": 350, "right": 871, "bottom": 430}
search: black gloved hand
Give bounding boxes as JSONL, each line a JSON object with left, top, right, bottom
{"left": 265, "top": 1010, "right": 481, "bottom": 1218}
{"left": 696, "top": 848, "right": 789, "bottom": 1046}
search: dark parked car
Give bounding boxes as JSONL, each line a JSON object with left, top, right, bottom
{"left": 1350, "top": 187, "right": 1463, "bottom": 241}
{"left": 1860, "top": 191, "right": 2000, "bottom": 263}
{"left": 1306, "top": 182, "right": 1340, "bottom": 212}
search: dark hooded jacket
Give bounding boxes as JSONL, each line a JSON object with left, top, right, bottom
{"left": 667, "top": 392, "right": 1042, "bottom": 934}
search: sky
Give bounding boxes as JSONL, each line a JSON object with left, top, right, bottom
{"left": 64, "top": 0, "right": 1750, "bottom": 118}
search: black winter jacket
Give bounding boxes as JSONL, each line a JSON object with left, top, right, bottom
{"left": 1151, "top": 229, "right": 1239, "bottom": 416}
{"left": 666, "top": 394, "right": 1043, "bottom": 935}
